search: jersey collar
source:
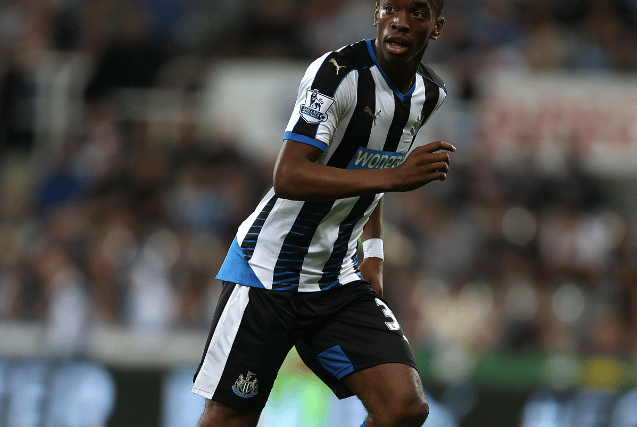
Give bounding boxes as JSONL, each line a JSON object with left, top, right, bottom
{"left": 366, "top": 38, "right": 416, "bottom": 102}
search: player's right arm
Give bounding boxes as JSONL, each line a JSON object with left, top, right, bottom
{"left": 272, "top": 139, "right": 455, "bottom": 201}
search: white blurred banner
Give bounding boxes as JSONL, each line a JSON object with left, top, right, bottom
{"left": 480, "top": 69, "right": 637, "bottom": 176}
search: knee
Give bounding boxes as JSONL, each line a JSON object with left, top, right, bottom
{"left": 197, "top": 399, "right": 260, "bottom": 427}
{"left": 415, "top": 399, "right": 430, "bottom": 425}
{"left": 402, "top": 396, "right": 429, "bottom": 427}
{"left": 373, "top": 394, "right": 429, "bottom": 427}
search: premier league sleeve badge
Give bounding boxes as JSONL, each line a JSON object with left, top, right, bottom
{"left": 299, "top": 89, "right": 335, "bottom": 124}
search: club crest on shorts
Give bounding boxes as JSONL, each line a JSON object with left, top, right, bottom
{"left": 299, "top": 89, "right": 334, "bottom": 124}
{"left": 232, "top": 371, "right": 259, "bottom": 398}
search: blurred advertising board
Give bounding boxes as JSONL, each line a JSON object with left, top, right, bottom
{"left": 480, "top": 69, "right": 637, "bottom": 176}
{"left": 1, "top": 349, "right": 637, "bottom": 427}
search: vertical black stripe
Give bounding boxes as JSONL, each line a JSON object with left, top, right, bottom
{"left": 240, "top": 196, "right": 278, "bottom": 261}
{"left": 382, "top": 94, "right": 411, "bottom": 152}
{"left": 409, "top": 76, "right": 440, "bottom": 150}
{"left": 193, "top": 281, "right": 237, "bottom": 382}
{"left": 318, "top": 195, "right": 375, "bottom": 289}
{"left": 422, "top": 77, "right": 441, "bottom": 124}
{"left": 326, "top": 68, "right": 376, "bottom": 169}
{"left": 272, "top": 200, "right": 335, "bottom": 290}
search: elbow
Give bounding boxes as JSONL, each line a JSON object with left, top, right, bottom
{"left": 272, "top": 166, "right": 297, "bottom": 200}
{"left": 272, "top": 179, "right": 289, "bottom": 199}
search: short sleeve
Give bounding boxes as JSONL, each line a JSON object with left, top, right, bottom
{"left": 284, "top": 52, "right": 356, "bottom": 152}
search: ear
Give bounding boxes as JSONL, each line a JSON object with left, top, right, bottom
{"left": 373, "top": 2, "right": 380, "bottom": 26}
{"left": 430, "top": 16, "right": 444, "bottom": 40}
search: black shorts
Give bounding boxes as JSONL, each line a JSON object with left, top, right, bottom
{"left": 192, "top": 280, "right": 417, "bottom": 412}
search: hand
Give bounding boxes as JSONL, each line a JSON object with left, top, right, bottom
{"left": 392, "top": 141, "right": 456, "bottom": 192}
{"left": 360, "top": 257, "right": 383, "bottom": 296}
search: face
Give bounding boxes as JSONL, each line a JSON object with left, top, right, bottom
{"left": 374, "top": 0, "right": 444, "bottom": 66}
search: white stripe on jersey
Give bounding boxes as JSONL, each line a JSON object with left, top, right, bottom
{"left": 192, "top": 285, "right": 250, "bottom": 399}
{"left": 369, "top": 66, "right": 397, "bottom": 151}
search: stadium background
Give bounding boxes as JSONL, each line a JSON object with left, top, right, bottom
{"left": 1, "top": 0, "right": 637, "bottom": 426}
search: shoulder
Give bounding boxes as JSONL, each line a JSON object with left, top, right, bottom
{"left": 418, "top": 63, "right": 446, "bottom": 93}
{"left": 328, "top": 39, "right": 376, "bottom": 70}
{"left": 304, "top": 40, "right": 375, "bottom": 96}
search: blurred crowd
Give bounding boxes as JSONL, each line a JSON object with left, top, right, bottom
{"left": 0, "top": 0, "right": 636, "bottom": 362}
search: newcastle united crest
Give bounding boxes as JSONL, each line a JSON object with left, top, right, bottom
{"left": 232, "top": 371, "right": 259, "bottom": 398}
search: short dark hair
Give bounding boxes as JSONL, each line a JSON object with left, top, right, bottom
{"left": 435, "top": 0, "right": 444, "bottom": 17}
{"left": 377, "top": 0, "right": 444, "bottom": 17}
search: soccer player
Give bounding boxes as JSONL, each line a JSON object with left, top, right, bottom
{"left": 193, "top": 1, "right": 453, "bottom": 426}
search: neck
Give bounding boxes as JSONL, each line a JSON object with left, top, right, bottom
{"left": 372, "top": 38, "right": 422, "bottom": 95}
{"left": 389, "top": 69, "right": 417, "bottom": 94}
{"left": 380, "top": 59, "right": 420, "bottom": 95}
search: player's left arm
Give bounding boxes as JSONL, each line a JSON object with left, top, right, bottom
{"left": 360, "top": 197, "right": 384, "bottom": 296}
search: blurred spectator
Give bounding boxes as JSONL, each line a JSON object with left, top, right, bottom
{"left": 0, "top": 0, "right": 54, "bottom": 154}
{"left": 38, "top": 243, "right": 90, "bottom": 358}
{"left": 239, "top": 0, "right": 305, "bottom": 57}
{"left": 84, "top": 3, "right": 169, "bottom": 101}
{"left": 300, "top": 0, "right": 375, "bottom": 57}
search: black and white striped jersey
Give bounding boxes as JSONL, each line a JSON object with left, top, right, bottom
{"left": 217, "top": 38, "right": 447, "bottom": 292}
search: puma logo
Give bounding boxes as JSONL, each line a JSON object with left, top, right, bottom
{"left": 364, "top": 106, "right": 381, "bottom": 125}
{"left": 329, "top": 58, "right": 347, "bottom": 75}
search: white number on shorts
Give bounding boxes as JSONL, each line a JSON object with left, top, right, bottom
{"left": 375, "top": 298, "right": 400, "bottom": 331}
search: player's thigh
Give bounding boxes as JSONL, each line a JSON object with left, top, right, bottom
{"left": 297, "top": 282, "right": 418, "bottom": 399}
{"left": 193, "top": 282, "right": 296, "bottom": 413}
{"left": 342, "top": 362, "right": 428, "bottom": 418}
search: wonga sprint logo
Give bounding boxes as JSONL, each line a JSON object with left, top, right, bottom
{"left": 346, "top": 147, "right": 407, "bottom": 170}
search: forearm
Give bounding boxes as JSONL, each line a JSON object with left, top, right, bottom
{"left": 360, "top": 198, "right": 384, "bottom": 295}
{"left": 273, "top": 142, "right": 395, "bottom": 200}
{"left": 362, "top": 197, "right": 383, "bottom": 240}
{"left": 273, "top": 139, "right": 455, "bottom": 201}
